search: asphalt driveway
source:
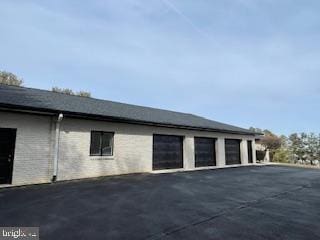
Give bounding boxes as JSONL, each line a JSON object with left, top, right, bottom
{"left": 1, "top": 166, "right": 320, "bottom": 240}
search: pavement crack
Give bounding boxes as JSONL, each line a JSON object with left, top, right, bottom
{"left": 145, "top": 184, "right": 311, "bottom": 240}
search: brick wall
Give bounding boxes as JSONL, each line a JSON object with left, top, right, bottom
{"left": 0, "top": 112, "right": 53, "bottom": 185}
{"left": 0, "top": 111, "right": 257, "bottom": 186}
{"left": 57, "top": 117, "right": 256, "bottom": 181}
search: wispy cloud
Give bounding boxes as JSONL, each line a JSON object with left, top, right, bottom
{"left": 160, "top": 0, "right": 209, "bottom": 38}
{"left": 0, "top": 0, "right": 320, "bottom": 134}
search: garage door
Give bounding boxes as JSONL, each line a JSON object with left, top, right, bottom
{"left": 195, "top": 137, "right": 216, "bottom": 167}
{"left": 153, "top": 134, "right": 183, "bottom": 170}
{"left": 225, "top": 139, "right": 241, "bottom": 165}
{"left": 247, "top": 140, "right": 253, "bottom": 163}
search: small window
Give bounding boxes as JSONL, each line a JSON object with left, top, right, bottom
{"left": 90, "top": 131, "right": 114, "bottom": 156}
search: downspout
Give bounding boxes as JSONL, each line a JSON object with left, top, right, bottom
{"left": 52, "top": 113, "right": 64, "bottom": 182}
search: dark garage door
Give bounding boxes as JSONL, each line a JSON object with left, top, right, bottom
{"left": 195, "top": 137, "right": 216, "bottom": 167}
{"left": 153, "top": 134, "right": 183, "bottom": 170}
{"left": 225, "top": 139, "right": 241, "bottom": 165}
{"left": 247, "top": 140, "right": 253, "bottom": 163}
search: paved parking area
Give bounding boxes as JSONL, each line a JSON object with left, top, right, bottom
{"left": 1, "top": 166, "right": 320, "bottom": 240}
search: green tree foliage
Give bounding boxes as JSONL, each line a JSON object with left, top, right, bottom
{"left": 306, "top": 133, "right": 320, "bottom": 160}
{"left": 251, "top": 128, "right": 320, "bottom": 163}
{"left": 279, "top": 135, "right": 288, "bottom": 148}
{"left": 77, "top": 91, "right": 91, "bottom": 97}
{"left": 287, "top": 132, "right": 320, "bottom": 161}
{"left": 265, "top": 132, "right": 320, "bottom": 163}
{"left": 249, "top": 127, "right": 263, "bottom": 134}
{"left": 273, "top": 148, "right": 289, "bottom": 163}
{"left": 0, "top": 71, "right": 23, "bottom": 86}
{"left": 52, "top": 87, "right": 74, "bottom": 95}
{"left": 52, "top": 87, "right": 91, "bottom": 97}
{"left": 288, "top": 133, "right": 305, "bottom": 159}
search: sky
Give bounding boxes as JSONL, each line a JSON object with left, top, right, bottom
{"left": 0, "top": 0, "right": 320, "bottom": 135}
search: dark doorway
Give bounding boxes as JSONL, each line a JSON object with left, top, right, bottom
{"left": 195, "top": 137, "right": 216, "bottom": 167}
{"left": 153, "top": 134, "right": 183, "bottom": 170}
{"left": 247, "top": 140, "right": 253, "bottom": 163}
{"left": 0, "top": 128, "right": 16, "bottom": 184}
{"left": 225, "top": 139, "right": 241, "bottom": 165}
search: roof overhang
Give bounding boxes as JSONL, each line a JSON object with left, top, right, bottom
{"left": 0, "top": 103, "right": 260, "bottom": 136}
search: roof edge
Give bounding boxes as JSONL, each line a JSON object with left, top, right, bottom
{"left": 0, "top": 83, "right": 196, "bottom": 116}
{"left": 0, "top": 103, "right": 258, "bottom": 136}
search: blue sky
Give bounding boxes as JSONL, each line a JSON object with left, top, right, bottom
{"left": 0, "top": 0, "right": 320, "bottom": 135}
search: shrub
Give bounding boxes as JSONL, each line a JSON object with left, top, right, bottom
{"left": 273, "top": 148, "right": 289, "bottom": 163}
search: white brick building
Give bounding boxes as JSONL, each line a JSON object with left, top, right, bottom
{"left": 0, "top": 84, "right": 260, "bottom": 186}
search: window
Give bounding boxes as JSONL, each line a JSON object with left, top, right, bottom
{"left": 90, "top": 131, "right": 114, "bottom": 156}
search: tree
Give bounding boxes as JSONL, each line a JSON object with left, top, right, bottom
{"left": 52, "top": 87, "right": 91, "bottom": 97}
{"left": 279, "top": 135, "right": 288, "bottom": 148}
{"left": 316, "top": 134, "right": 320, "bottom": 159}
{"left": 0, "top": 71, "right": 23, "bottom": 86}
{"left": 77, "top": 91, "right": 91, "bottom": 98}
{"left": 305, "top": 133, "right": 319, "bottom": 160}
{"left": 288, "top": 133, "right": 304, "bottom": 159}
{"left": 273, "top": 148, "right": 289, "bottom": 163}
{"left": 260, "top": 130, "right": 282, "bottom": 150}
{"left": 52, "top": 87, "right": 74, "bottom": 95}
{"left": 258, "top": 130, "right": 282, "bottom": 162}
{"left": 252, "top": 130, "right": 320, "bottom": 163}
{"left": 249, "top": 127, "right": 263, "bottom": 134}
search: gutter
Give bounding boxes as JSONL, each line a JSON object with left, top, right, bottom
{"left": 52, "top": 113, "right": 63, "bottom": 182}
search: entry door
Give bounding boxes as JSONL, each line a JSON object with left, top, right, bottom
{"left": 195, "top": 137, "right": 216, "bottom": 167}
{"left": 0, "top": 128, "right": 16, "bottom": 184}
{"left": 153, "top": 134, "right": 183, "bottom": 170}
{"left": 225, "top": 139, "right": 241, "bottom": 165}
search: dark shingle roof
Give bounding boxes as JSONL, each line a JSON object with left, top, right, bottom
{"left": 0, "top": 84, "right": 256, "bottom": 135}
